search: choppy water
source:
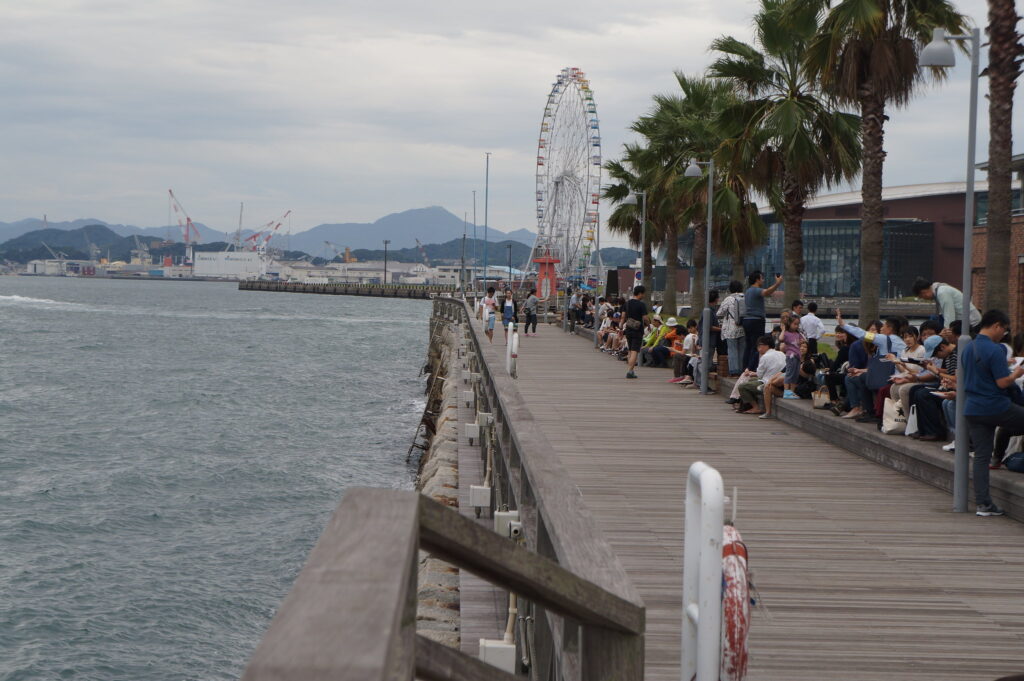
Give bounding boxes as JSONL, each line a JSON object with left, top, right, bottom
{"left": 0, "top": 277, "right": 430, "bottom": 680}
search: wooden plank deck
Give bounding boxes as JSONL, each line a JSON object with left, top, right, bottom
{"left": 486, "top": 325, "right": 1024, "bottom": 680}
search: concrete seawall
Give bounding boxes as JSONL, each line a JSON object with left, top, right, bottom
{"left": 413, "top": 310, "right": 462, "bottom": 647}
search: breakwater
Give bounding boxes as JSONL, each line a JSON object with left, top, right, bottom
{"left": 239, "top": 280, "right": 458, "bottom": 299}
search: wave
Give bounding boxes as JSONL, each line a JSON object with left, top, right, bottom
{"left": 0, "top": 294, "right": 88, "bottom": 308}
{"left": 0, "top": 295, "right": 426, "bottom": 324}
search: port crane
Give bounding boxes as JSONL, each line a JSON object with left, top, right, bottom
{"left": 243, "top": 210, "right": 292, "bottom": 251}
{"left": 324, "top": 241, "right": 357, "bottom": 263}
{"left": 168, "top": 190, "right": 202, "bottom": 246}
{"left": 415, "top": 239, "right": 431, "bottom": 267}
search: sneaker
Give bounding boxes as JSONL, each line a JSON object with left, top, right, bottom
{"left": 757, "top": 413, "right": 772, "bottom": 419}
{"left": 626, "top": 371, "right": 637, "bottom": 379}
{"left": 668, "top": 377, "right": 686, "bottom": 383}
{"left": 942, "top": 441, "right": 956, "bottom": 451}
{"left": 976, "top": 503, "right": 1005, "bottom": 517}
{"left": 680, "top": 377, "right": 693, "bottom": 385}
{"left": 782, "top": 390, "right": 799, "bottom": 399}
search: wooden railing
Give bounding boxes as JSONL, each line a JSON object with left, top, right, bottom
{"left": 239, "top": 296, "right": 644, "bottom": 680}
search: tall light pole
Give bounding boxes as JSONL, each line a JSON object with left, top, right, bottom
{"left": 472, "top": 190, "right": 477, "bottom": 290}
{"left": 461, "top": 212, "right": 468, "bottom": 295}
{"left": 383, "top": 239, "right": 390, "bottom": 285}
{"left": 623, "top": 191, "right": 647, "bottom": 293}
{"left": 920, "top": 26, "right": 981, "bottom": 513}
{"left": 484, "top": 152, "right": 491, "bottom": 289}
{"left": 507, "top": 243, "right": 513, "bottom": 289}
{"left": 685, "top": 158, "right": 715, "bottom": 396}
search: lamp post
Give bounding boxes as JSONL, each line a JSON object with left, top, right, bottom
{"left": 383, "top": 239, "right": 390, "bottom": 285}
{"left": 484, "top": 152, "right": 491, "bottom": 289}
{"left": 920, "top": 26, "right": 980, "bottom": 513}
{"left": 685, "top": 158, "right": 715, "bottom": 396}
{"left": 461, "top": 212, "right": 468, "bottom": 296}
{"left": 472, "top": 190, "right": 477, "bottom": 292}
{"left": 507, "top": 243, "right": 513, "bottom": 290}
{"left": 623, "top": 191, "right": 647, "bottom": 293}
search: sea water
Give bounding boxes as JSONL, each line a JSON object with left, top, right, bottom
{"left": 0, "top": 277, "right": 429, "bottom": 680}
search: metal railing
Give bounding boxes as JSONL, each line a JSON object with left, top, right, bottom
{"left": 682, "top": 462, "right": 725, "bottom": 681}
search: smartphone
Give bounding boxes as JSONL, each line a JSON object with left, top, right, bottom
{"left": 904, "top": 357, "right": 926, "bottom": 365}
{"left": 774, "top": 272, "right": 781, "bottom": 278}
{"left": 930, "top": 391, "right": 950, "bottom": 398}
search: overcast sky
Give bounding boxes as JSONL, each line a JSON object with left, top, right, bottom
{"left": 0, "top": 0, "right": 1019, "bottom": 246}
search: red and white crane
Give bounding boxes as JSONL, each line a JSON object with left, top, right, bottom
{"left": 168, "top": 189, "right": 202, "bottom": 246}
{"left": 243, "top": 210, "right": 292, "bottom": 251}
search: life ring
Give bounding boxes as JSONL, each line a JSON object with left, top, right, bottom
{"left": 720, "top": 524, "right": 750, "bottom": 681}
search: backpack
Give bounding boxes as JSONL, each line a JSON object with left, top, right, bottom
{"left": 735, "top": 293, "right": 746, "bottom": 320}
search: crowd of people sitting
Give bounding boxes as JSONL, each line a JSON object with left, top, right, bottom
{"left": 565, "top": 273, "right": 1024, "bottom": 517}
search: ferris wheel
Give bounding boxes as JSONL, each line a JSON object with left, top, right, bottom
{"left": 530, "top": 67, "right": 602, "bottom": 298}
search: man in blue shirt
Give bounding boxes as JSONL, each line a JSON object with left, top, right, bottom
{"left": 963, "top": 309, "right": 1024, "bottom": 516}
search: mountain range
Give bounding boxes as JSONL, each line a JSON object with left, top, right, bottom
{"left": 0, "top": 207, "right": 538, "bottom": 253}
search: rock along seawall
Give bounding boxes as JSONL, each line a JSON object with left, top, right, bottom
{"left": 414, "top": 305, "right": 461, "bottom": 647}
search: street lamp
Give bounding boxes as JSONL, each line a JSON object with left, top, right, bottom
{"left": 623, "top": 191, "right": 647, "bottom": 293}
{"left": 383, "top": 239, "right": 390, "bottom": 285}
{"left": 685, "top": 158, "right": 715, "bottom": 396}
{"left": 507, "top": 243, "right": 513, "bottom": 289}
{"left": 484, "top": 152, "right": 491, "bottom": 288}
{"left": 920, "top": 26, "right": 980, "bottom": 513}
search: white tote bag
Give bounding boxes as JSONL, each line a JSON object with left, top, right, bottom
{"left": 881, "top": 398, "right": 907, "bottom": 434}
{"left": 904, "top": 404, "right": 919, "bottom": 437}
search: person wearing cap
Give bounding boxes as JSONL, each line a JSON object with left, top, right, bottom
{"left": 639, "top": 315, "right": 668, "bottom": 367}
{"left": 649, "top": 317, "right": 680, "bottom": 368}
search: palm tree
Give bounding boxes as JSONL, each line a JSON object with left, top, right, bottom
{"left": 803, "top": 0, "right": 968, "bottom": 322}
{"left": 634, "top": 74, "right": 768, "bottom": 317}
{"left": 709, "top": 0, "right": 862, "bottom": 304}
{"left": 603, "top": 146, "right": 657, "bottom": 295}
{"left": 983, "top": 0, "right": 1023, "bottom": 311}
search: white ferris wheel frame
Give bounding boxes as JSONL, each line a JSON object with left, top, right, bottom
{"left": 530, "top": 67, "right": 602, "bottom": 289}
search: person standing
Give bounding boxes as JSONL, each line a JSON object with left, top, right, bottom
{"left": 500, "top": 289, "right": 518, "bottom": 342}
{"left": 962, "top": 309, "right": 1024, "bottom": 517}
{"left": 568, "top": 288, "right": 581, "bottom": 334}
{"left": 522, "top": 288, "right": 540, "bottom": 336}
{"left": 480, "top": 286, "right": 498, "bottom": 343}
{"left": 741, "top": 271, "right": 783, "bottom": 371}
{"left": 623, "top": 285, "right": 649, "bottom": 379}
{"left": 800, "top": 301, "right": 825, "bottom": 355}
{"left": 717, "top": 280, "right": 746, "bottom": 377}
{"left": 912, "top": 278, "right": 982, "bottom": 332}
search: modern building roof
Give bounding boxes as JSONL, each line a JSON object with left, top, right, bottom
{"left": 976, "top": 152, "right": 1024, "bottom": 173}
{"left": 804, "top": 181, "right": 991, "bottom": 210}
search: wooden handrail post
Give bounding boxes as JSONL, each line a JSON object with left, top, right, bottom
{"left": 240, "top": 489, "right": 420, "bottom": 681}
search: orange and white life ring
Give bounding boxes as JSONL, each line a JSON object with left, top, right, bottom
{"left": 720, "top": 524, "right": 750, "bottom": 681}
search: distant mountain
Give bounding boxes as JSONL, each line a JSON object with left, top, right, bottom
{"left": 0, "top": 224, "right": 159, "bottom": 263}
{"left": 0, "top": 207, "right": 537, "bottom": 253}
{"left": 286, "top": 206, "right": 536, "bottom": 253}
{"left": 0, "top": 217, "right": 235, "bottom": 245}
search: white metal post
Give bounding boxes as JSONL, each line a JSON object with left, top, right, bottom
{"left": 682, "top": 461, "right": 724, "bottom": 681}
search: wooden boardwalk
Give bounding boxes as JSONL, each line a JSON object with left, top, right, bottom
{"left": 480, "top": 326, "right": 1024, "bottom": 680}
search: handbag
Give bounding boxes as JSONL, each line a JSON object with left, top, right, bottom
{"left": 905, "top": 404, "right": 919, "bottom": 437}
{"left": 624, "top": 317, "right": 643, "bottom": 331}
{"left": 812, "top": 387, "right": 831, "bottom": 409}
{"left": 865, "top": 336, "right": 895, "bottom": 391}
{"left": 881, "top": 398, "right": 907, "bottom": 434}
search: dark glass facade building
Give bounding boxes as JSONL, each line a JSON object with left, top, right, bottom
{"left": 682, "top": 218, "right": 934, "bottom": 297}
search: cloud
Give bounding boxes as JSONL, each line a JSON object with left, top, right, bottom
{"left": 0, "top": 0, "right": 1016, "bottom": 249}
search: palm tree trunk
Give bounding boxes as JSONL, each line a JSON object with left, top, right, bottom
{"left": 984, "top": 0, "right": 1022, "bottom": 311}
{"left": 780, "top": 171, "right": 807, "bottom": 305}
{"left": 858, "top": 89, "right": 886, "bottom": 324}
{"left": 691, "top": 221, "right": 707, "bottom": 322}
{"left": 662, "top": 221, "right": 679, "bottom": 317}
{"left": 732, "top": 252, "right": 746, "bottom": 282}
